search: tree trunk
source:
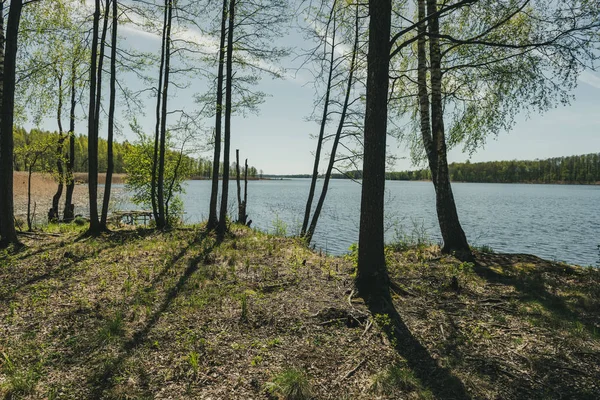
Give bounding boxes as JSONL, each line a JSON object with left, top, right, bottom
{"left": 101, "top": 0, "right": 118, "bottom": 229}
{"left": 0, "top": 0, "right": 23, "bottom": 247}
{"left": 63, "top": 56, "right": 77, "bottom": 222}
{"left": 217, "top": 0, "right": 236, "bottom": 237}
{"left": 157, "top": 0, "right": 173, "bottom": 229}
{"left": 427, "top": 0, "right": 471, "bottom": 258}
{"left": 27, "top": 165, "right": 33, "bottom": 231}
{"left": 86, "top": 0, "right": 101, "bottom": 234}
{"left": 306, "top": 3, "right": 359, "bottom": 245}
{"left": 356, "top": 0, "right": 391, "bottom": 300}
{"left": 0, "top": 1, "right": 3, "bottom": 235}
{"left": 301, "top": 4, "right": 337, "bottom": 238}
{"left": 207, "top": 0, "right": 228, "bottom": 231}
{"left": 152, "top": 0, "right": 169, "bottom": 224}
{"left": 417, "top": 0, "right": 437, "bottom": 184}
{"left": 243, "top": 158, "right": 248, "bottom": 224}
{"left": 51, "top": 73, "right": 65, "bottom": 222}
{"left": 236, "top": 149, "right": 246, "bottom": 223}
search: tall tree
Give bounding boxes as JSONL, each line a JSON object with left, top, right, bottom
{"left": 0, "top": 0, "right": 24, "bottom": 248}
{"left": 427, "top": 0, "right": 470, "bottom": 256}
{"left": 305, "top": 2, "right": 360, "bottom": 245}
{"left": 301, "top": 0, "right": 337, "bottom": 238}
{"left": 86, "top": 0, "right": 102, "bottom": 234}
{"left": 64, "top": 47, "right": 81, "bottom": 221}
{"left": 156, "top": 0, "right": 174, "bottom": 229}
{"left": 217, "top": 0, "right": 236, "bottom": 237}
{"left": 50, "top": 68, "right": 66, "bottom": 222}
{"left": 355, "top": 0, "right": 392, "bottom": 301}
{"left": 150, "top": 0, "right": 169, "bottom": 225}
{"left": 100, "top": 0, "right": 118, "bottom": 228}
{"left": 207, "top": 0, "right": 228, "bottom": 230}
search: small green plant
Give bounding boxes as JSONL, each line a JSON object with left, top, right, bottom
{"left": 345, "top": 243, "right": 359, "bottom": 276}
{"left": 271, "top": 213, "right": 288, "bottom": 236}
{"left": 98, "top": 311, "right": 125, "bottom": 343}
{"left": 240, "top": 293, "right": 248, "bottom": 322}
{"left": 0, "top": 352, "right": 41, "bottom": 398}
{"left": 265, "top": 368, "right": 313, "bottom": 400}
{"left": 373, "top": 313, "right": 397, "bottom": 346}
{"left": 188, "top": 351, "right": 200, "bottom": 374}
{"left": 251, "top": 355, "right": 263, "bottom": 366}
{"left": 473, "top": 244, "right": 494, "bottom": 253}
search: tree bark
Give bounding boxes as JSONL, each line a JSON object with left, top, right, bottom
{"left": 417, "top": 0, "right": 437, "bottom": 184}
{"left": 306, "top": 3, "right": 359, "bottom": 245}
{"left": 0, "top": 1, "right": 3, "bottom": 234}
{"left": 217, "top": 0, "right": 236, "bottom": 237}
{"left": 0, "top": 0, "right": 23, "bottom": 247}
{"left": 51, "top": 72, "right": 65, "bottom": 222}
{"left": 86, "top": 0, "right": 102, "bottom": 234}
{"left": 356, "top": 0, "right": 391, "bottom": 300}
{"left": 243, "top": 157, "right": 248, "bottom": 223}
{"left": 27, "top": 164, "right": 33, "bottom": 231}
{"left": 207, "top": 0, "right": 228, "bottom": 231}
{"left": 427, "top": 0, "right": 471, "bottom": 258}
{"left": 152, "top": 0, "right": 169, "bottom": 224}
{"left": 301, "top": 2, "right": 337, "bottom": 238}
{"left": 63, "top": 56, "right": 77, "bottom": 222}
{"left": 236, "top": 149, "right": 246, "bottom": 223}
{"left": 101, "top": 0, "right": 118, "bottom": 229}
{"left": 157, "top": 0, "right": 173, "bottom": 229}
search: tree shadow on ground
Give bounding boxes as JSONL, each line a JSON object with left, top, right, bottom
{"left": 0, "top": 242, "right": 123, "bottom": 304}
{"left": 366, "top": 293, "right": 472, "bottom": 400}
{"left": 87, "top": 232, "right": 217, "bottom": 399}
{"left": 473, "top": 252, "right": 599, "bottom": 337}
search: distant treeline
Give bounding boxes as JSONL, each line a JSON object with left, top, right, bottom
{"left": 271, "top": 153, "right": 600, "bottom": 184}
{"left": 13, "top": 127, "right": 260, "bottom": 179}
{"left": 386, "top": 153, "right": 600, "bottom": 184}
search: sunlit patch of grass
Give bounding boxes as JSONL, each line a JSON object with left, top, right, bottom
{"left": 0, "top": 352, "right": 42, "bottom": 398}
{"left": 265, "top": 367, "right": 313, "bottom": 400}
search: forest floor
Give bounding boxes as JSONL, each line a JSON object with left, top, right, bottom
{"left": 0, "top": 224, "right": 598, "bottom": 399}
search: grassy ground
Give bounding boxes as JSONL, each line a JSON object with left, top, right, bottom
{"left": 0, "top": 224, "right": 598, "bottom": 399}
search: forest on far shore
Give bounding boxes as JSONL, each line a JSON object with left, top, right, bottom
{"left": 287, "top": 153, "right": 600, "bottom": 184}
{"left": 12, "top": 127, "right": 260, "bottom": 179}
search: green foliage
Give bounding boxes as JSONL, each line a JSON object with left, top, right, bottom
{"left": 345, "top": 243, "right": 358, "bottom": 276}
{"left": 387, "top": 153, "right": 600, "bottom": 184}
{"left": 265, "top": 368, "right": 313, "bottom": 400}
{"left": 124, "top": 132, "right": 191, "bottom": 225}
{"left": 97, "top": 311, "right": 125, "bottom": 343}
{"left": 271, "top": 214, "right": 288, "bottom": 236}
{"left": 0, "top": 352, "right": 41, "bottom": 398}
{"left": 240, "top": 293, "right": 248, "bottom": 322}
{"left": 187, "top": 351, "right": 200, "bottom": 375}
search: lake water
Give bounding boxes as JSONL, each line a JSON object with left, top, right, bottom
{"left": 114, "top": 179, "right": 600, "bottom": 266}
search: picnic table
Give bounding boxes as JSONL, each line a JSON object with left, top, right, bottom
{"left": 112, "top": 210, "right": 154, "bottom": 226}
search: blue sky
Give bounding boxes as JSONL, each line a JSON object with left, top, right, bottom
{"left": 28, "top": 6, "right": 600, "bottom": 175}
